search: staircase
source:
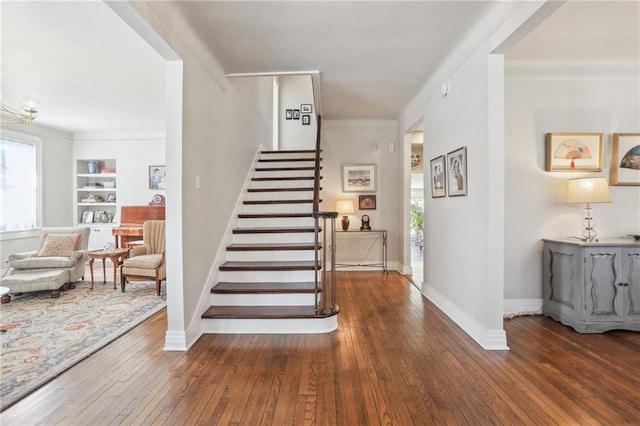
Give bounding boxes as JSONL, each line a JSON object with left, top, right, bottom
{"left": 201, "top": 148, "right": 339, "bottom": 334}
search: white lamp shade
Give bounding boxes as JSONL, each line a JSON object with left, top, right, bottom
{"left": 566, "top": 177, "right": 611, "bottom": 204}
{"left": 335, "top": 199, "right": 354, "bottom": 214}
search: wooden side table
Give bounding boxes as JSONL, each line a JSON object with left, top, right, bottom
{"left": 88, "top": 248, "right": 130, "bottom": 290}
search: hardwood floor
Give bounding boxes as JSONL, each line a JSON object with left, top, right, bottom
{"left": 2, "top": 271, "right": 639, "bottom": 424}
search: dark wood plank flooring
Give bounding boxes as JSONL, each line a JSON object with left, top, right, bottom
{"left": 2, "top": 271, "right": 639, "bottom": 424}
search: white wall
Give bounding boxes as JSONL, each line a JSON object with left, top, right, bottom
{"left": 397, "top": 1, "right": 555, "bottom": 350}
{"left": 279, "top": 75, "right": 317, "bottom": 149}
{"left": 321, "top": 120, "right": 401, "bottom": 270}
{"left": 131, "top": 1, "right": 274, "bottom": 349}
{"left": 72, "top": 132, "right": 166, "bottom": 222}
{"left": 504, "top": 69, "right": 640, "bottom": 303}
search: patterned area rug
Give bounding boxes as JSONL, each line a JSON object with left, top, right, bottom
{"left": 0, "top": 280, "right": 166, "bottom": 411}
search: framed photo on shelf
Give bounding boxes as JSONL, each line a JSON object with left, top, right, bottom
{"left": 81, "top": 211, "right": 94, "bottom": 223}
{"left": 545, "top": 133, "right": 603, "bottom": 172}
{"left": 149, "top": 165, "right": 166, "bottom": 190}
{"left": 342, "top": 163, "right": 377, "bottom": 193}
{"left": 446, "top": 146, "right": 467, "bottom": 197}
{"left": 106, "top": 193, "right": 116, "bottom": 203}
{"left": 359, "top": 195, "right": 376, "bottom": 210}
{"left": 430, "top": 155, "right": 446, "bottom": 198}
{"left": 611, "top": 133, "right": 640, "bottom": 185}
{"left": 301, "top": 104, "right": 312, "bottom": 113}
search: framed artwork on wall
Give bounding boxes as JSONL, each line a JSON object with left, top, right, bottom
{"left": 285, "top": 109, "right": 293, "bottom": 120}
{"left": 149, "top": 165, "right": 166, "bottom": 190}
{"left": 293, "top": 109, "right": 300, "bottom": 120}
{"left": 302, "top": 115, "right": 311, "bottom": 125}
{"left": 446, "top": 147, "right": 467, "bottom": 197}
{"left": 301, "top": 104, "right": 312, "bottom": 113}
{"left": 359, "top": 195, "right": 376, "bottom": 210}
{"left": 545, "top": 133, "right": 603, "bottom": 172}
{"left": 430, "top": 155, "right": 446, "bottom": 198}
{"left": 611, "top": 133, "right": 640, "bottom": 185}
{"left": 342, "top": 163, "right": 376, "bottom": 193}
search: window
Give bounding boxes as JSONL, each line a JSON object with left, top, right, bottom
{"left": 0, "top": 136, "right": 40, "bottom": 233}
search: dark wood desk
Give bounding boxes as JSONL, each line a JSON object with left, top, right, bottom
{"left": 112, "top": 205, "right": 165, "bottom": 247}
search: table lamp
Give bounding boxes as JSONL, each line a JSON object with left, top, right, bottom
{"left": 335, "top": 199, "right": 354, "bottom": 231}
{"left": 566, "top": 177, "right": 611, "bottom": 242}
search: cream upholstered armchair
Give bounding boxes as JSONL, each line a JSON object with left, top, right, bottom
{"left": 120, "top": 220, "right": 166, "bottom": 296}
{"left": 6, "top": 226, "right": 91, "bottom": 286}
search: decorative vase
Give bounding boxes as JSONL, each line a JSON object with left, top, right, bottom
{"left": 341, "top": 215, "right": 350, "bottom": 231}
{"left": 87, "top": 160, "right": 98, "bottom": 174}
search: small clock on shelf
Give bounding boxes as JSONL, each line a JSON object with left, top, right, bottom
{"left": 360, "top": 215, "right": 371, "bottom": 231}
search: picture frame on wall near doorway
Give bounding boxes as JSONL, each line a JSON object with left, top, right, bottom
{"left": 430, "top": 155, "right": 446, "bottom": 198}
{"left": 446, "top": 146, "right": 467, "bottom": 197}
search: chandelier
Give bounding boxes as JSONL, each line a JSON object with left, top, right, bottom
{"left": 0, "top": 97, "right": 40, "bottom": 126}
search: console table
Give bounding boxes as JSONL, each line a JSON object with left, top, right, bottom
{"left": 542, "top": 238, "right": 640, "bottom": 333}
{"left": 336, "top": 229, "right": 387, "bottom": 273}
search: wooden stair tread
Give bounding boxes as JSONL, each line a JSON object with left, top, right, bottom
{"left": 243, "top": 199, "right": 316, "bottom": 205}
{"left": 202, "top": 305, "right": 338, "bottom": 319}
{"left": 212, "top": 282, "right": 317, "bottom": 293}
{"left": 233, "top": 226, "right": 318, "bottom": 234}
{"left": 260, "top": 150, "right": 316, "bottom": 154}
{"left": 227, "top": 243, "right": 320, "bottom": 251}
{"left": 238, "top": 213, "right": 313, "bottom": 218}
{"left": 258, "top": 158, "right": 319, "bottom": 162}
{"left": 248, "top": 187, "right": 315, "bottom": 192}
{"left": 219, "top": 261, "right": 320, "bottom": 271}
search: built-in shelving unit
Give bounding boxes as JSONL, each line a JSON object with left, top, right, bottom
{"left": 75, "top": 159, "right": 118, "bottom": 229}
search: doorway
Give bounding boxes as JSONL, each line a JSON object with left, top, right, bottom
{"left": 409, "top": 132, "right": 424, "bottom": 288}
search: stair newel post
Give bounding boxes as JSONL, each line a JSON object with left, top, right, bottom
{"left": 330, "top": 214, "right": 337, "bottom": 312}
{"left": 313, "top": 213, "right": 321, "bottom": 314}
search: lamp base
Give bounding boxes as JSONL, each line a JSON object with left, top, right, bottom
{"left": 341, "top": 216, "right": 350, "bottom": 231}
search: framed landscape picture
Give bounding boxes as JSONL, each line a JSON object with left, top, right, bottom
{"left": 545, "top": 133, "right": 603, "bottom": 171}
{"left": 430, "top": 155, "right": 446, "bottom": 198}
{"left": 342, "top": 163, "right": 376, "bottom": 193}
{"left": 611, "top": 133, "right": 640, "bottom": 185}
{"left": 446, "top": 147, "right": 467, "bottom": 197}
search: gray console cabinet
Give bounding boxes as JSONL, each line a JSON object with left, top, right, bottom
{"left": 542, "top": 239, "right": 640, "bottom": 333}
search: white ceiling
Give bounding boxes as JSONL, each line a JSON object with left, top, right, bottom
{"left": 1, "top": 1, "right": 638, "bottom": 134}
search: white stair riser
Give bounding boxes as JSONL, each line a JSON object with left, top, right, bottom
{"left": 250, "top": 179, "right": 314, "bottom": 189}
{"left": 257, "top": 160, "right": 315, "bottom": 168}
{"left": 226, "top": 250, "right": 317, "bottom": 262}
{"left": 201, "top": 316, "right": 338, "bottom": 334}
{"left": 212, "top": 293, "right": 315, "bottom": 306}
{"left": 242, "top": 203, "right": 312, "bottom": 214}
{"left": 218, "top": 270, "right": 317, "bottom": 283}
{"left": 236, "top": 217, "right": 315, "bottom": 228}
{"left": 245, "top": 191, "right": 313, "bottom": 201}
{"left": 232, "top": 233, "right": 317, "bottom": 244}
{"left": 261, "top": 153, "right": 315, "bottom": 160}
{"left": 253, "top": 170, "right": 314, "bottom": 178}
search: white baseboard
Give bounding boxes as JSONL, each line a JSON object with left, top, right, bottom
{"left": 503, "top": 299, "right": 543, "bottom": 318}
{"left": 423, "top": 284, "right": 509, "bottom": 350}
{"left": 164, "top": 330, "right": 188, "bottom": 351}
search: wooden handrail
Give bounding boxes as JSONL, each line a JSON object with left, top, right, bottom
{"left": 312, "top": 115, "right": 322, "bottom": 213}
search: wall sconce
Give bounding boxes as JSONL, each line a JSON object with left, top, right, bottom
{"left": 335, "top": 199, "right": 354, "bottom": 231}
{"left": 566, "top": 177, "right": 611, "bottom": 242}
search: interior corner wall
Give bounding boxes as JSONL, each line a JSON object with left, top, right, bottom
{"left": 504, "top": 72, "right": 640, "bottom": 302}
{"left": 130, "top": 1, "right": 273, "bottom": 345}
{"left": 321, "top": 120, "right": 401, "bottom": 270}
{"left": 421, "top": 48, "right": 503, "bottom": 337}
{"left": 279, "top": 75, "right": 317, "bottom": 150}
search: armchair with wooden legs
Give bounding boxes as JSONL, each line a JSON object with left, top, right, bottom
{"left": 120, "top": 220, "right": 166, "bottom": 296}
